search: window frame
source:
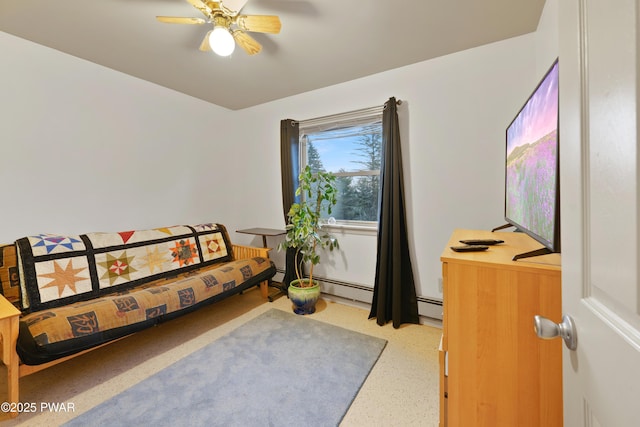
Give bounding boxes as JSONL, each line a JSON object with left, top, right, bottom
{"left": 298, "top": 108, "right": 383, "bottom": 230}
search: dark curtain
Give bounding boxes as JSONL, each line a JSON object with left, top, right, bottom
{"left": 369, "top": 97, "right": 419, "bottom": 328}
{"left": 280, "top": 119, "right": 303, "bottom": 291}
{"left": 280, "top": 119, "right": 300, "bottom": 222}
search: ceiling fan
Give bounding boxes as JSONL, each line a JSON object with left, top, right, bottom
{"left": 157, "top": 0, "right": 281, "bottom": 57}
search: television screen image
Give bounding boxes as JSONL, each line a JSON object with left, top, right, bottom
{"left": 504, "top": 60, "right": 560, "bottom": 256}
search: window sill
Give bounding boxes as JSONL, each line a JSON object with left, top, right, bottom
{"left": 322, "top": 222, "right": 378, "bottom": 236}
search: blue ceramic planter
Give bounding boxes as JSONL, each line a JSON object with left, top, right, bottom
{"left": 288, "top": 279, "right": 320, "bottom": 315}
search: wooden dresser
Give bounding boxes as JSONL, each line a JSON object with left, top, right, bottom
{"left": 439, "top": 229, "right": 562, "bottom": 427}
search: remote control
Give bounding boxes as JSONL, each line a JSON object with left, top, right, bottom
{"left": 459, "top": 239, "right": 504, "bottom": 246}
{"left": 450, "top": 245, "right": 489, "bottom": 252}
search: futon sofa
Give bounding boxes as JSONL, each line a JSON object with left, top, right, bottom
{"left": 0, "top": 222, "right": 275, "bottom": 414}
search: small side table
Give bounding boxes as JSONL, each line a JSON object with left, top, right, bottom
{"left": 236, "top": 228, "right": 286, "bottom": 301}
{"left": 236, "top": 228, "right": 286, "bottom": 248}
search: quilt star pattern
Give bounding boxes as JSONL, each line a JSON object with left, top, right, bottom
{"left": 16, "top": 223, "right": 232, "bottom": 312}
{"left": 28, "top": 234, "right": 85, "bottom": 256}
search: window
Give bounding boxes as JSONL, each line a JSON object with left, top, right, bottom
{"left": 299, "top": 109, "right": 383, "bottom": 226}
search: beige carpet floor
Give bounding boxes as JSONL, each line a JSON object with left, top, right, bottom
{"left": 0, "top": 286, "right": 441, "bottom": 426}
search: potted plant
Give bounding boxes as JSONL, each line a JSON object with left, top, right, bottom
{"left": 279, "top": 165, "right": 340, "bottom": 314}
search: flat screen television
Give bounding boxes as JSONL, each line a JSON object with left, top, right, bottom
{"left": 495, "top": 59, "right": 560, "bottom": 260}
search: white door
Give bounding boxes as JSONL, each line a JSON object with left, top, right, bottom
{"left": 559, "top": 0, "right": 640, "bottom": 425}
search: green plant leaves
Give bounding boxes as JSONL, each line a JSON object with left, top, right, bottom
{"left": 278, "top": 166, "right": 340, "bottom": 282}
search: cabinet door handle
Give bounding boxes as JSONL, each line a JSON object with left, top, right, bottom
{"left": 533, "top": 314, "right": 578, "bottom": 350}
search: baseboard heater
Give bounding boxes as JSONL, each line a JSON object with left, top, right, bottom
{"left": 274, "top": 269, "right": 443, "bottom": 321}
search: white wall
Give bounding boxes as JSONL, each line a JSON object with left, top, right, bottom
{"left": 224, "top": 35, "right": 539, "bottom": 299}
{"left": 0, "top": 27, "right": 542, "bottom": 301}
{"left": 536, "top": 0, "right": 560, "bottom": 73}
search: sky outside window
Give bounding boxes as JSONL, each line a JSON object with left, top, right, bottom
{"left": 305, "top": 122, "right": 382, "bottom": 172}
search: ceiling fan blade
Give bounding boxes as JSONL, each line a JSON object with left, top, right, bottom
{"left": 204, "top": 1, "right": 221, "bottom": 11}
{"left": 156, "top": 16, "right": 206, "bottom": 25}
{"left": 220, "top": 0, "right": 249, "bottom": 15}
{"left": 236, "top": 15, "right": 281, "bottom": 34}
{"left": 185, "top": 0, "right": 209, "bottom": 10}
{"left": 232, "top": 30, "right": 262, "bottom": 55}
{"left": 185, "top": 0, "right": 214, "bottom": 17}
{"left": 199, "top": 30, "right": 213, "bottom": 51}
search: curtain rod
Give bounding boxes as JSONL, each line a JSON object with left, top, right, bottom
{"left": 295, "top": 99, "right": 402, "bottom": 127}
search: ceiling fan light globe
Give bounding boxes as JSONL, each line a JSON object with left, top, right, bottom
{"left": 209, "top": 27, "right": 235, "bottom": 56}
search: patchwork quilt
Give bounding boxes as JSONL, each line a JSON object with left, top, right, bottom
{"left": 17, "top": 256, "right": 275, "bottom": 365}
{"left": 15, "top": 223, "right": 232, "bottom": 312}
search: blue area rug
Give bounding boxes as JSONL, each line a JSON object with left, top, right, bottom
{"left": 64, "top": 309, "right": 387, "bottom": 427}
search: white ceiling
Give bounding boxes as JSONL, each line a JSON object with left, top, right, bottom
{"left": 0, "top": 0, "right": 545, "bottom": 110}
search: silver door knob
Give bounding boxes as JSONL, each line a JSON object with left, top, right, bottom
{"left": 534, "top": 314, "right": 578, "bottom": 350}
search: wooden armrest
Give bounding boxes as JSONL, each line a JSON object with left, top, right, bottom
{"left": 0, "top": 295, "right": 20, "bottom": 320}
{"left": 0, "top": 294, "right": 20, "bottom": 415}
{"left": 232, "top": 244, "right": 272, "bottom": 260}
{"left": 232, "top": 245, "right": 273, "bottom": 299}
